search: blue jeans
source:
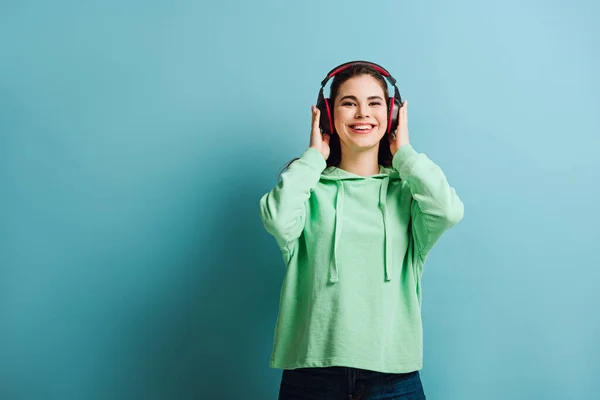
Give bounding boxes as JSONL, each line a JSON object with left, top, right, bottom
{"left": 278, "top": 366, "right": 426, "bottom": 400}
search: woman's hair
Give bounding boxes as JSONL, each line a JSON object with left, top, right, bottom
{"left": 277, "top": 63, "right": 393, "bottom": 181}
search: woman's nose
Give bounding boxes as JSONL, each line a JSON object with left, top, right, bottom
{"left": 355, "top": 104, "right": 369, "bottom": 118}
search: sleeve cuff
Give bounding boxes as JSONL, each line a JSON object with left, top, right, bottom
{"left": 300, "top": 147, "right": 327, "bottom": 172}
{"left": 391, "top": 144, "right": 419, "bottom": 177}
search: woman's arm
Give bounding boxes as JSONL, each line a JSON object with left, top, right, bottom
{"left": 392, "top": 143, "right": 464, "bottom": 260}
{"left": 259, "top": 147, "right": 325, "bottom": 248}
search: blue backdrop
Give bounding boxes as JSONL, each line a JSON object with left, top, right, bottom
{"left": 1, "top": 0, "right": 599, "bottom": 399}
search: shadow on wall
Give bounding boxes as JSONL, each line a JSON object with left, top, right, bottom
{"left": 93, "top": 125, "right": 287, "bottom": 400}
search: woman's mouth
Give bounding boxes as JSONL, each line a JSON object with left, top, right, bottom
{"left": 348, "top": 124, "right": 376, "bottom": 134}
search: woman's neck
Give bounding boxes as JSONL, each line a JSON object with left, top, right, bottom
{"left": 338, "top": 146, "right": 380, "bottom": 177}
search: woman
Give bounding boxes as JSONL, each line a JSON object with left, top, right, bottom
{"left": 259, "top": 61, "right": 464, "bottom": 399}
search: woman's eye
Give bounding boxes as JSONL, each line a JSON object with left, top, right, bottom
{"left": 341, "top": 101, "right": 382, "bottom": 106}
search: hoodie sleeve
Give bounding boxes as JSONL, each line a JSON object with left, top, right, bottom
{"left": 259, "top": 147, "right": 326, "bottom": 249}
{"left": 392, "top": 144, "right": 464, "bottom": 260}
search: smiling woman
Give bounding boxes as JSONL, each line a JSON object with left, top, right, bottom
{"left": 332, "top": 75, "right": 390, "bottom": 174}
{"left": 338, "top": 93, "right": 386, "bottom": 135}
{"left": 276, "top": 62, "right": 403, "bottom": 180}
{"left": 259, "top": 61, "right": 464, "bottom": 399}
{"left": 319, "top": 62, "right": 401, "bottom": 169}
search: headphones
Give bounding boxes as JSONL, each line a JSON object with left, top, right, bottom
{"left": 316, "top": 60, "right": 403, "bottom": 136}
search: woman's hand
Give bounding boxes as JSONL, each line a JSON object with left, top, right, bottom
{"left": 309, "top": 105, "right": 331, "bottom": 161}
{"left": 389, "top": 100, "right": 409, "bottom": 156}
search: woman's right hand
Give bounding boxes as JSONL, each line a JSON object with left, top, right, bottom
{"left": 309, "top": 105, "right": 330, "bottom": 161}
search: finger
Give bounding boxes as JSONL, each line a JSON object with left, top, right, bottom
{"left": 322, "top": 133, "right": 331, "bottom": 145}
{"left": 312, "top": 106, "right": 320, "bottom": 131}
{"left": 310, "top": 106, "right": 317, "bottom": 136}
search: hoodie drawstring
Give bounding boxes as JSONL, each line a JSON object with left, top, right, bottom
{"left": 329, "top": 176, "right": 392, "bottom": 284}
{"left": 329, "top": 180, "right": 344, "bottom": 283}
{"left": 379, "top": 176, "right": 392, "bottom": 281}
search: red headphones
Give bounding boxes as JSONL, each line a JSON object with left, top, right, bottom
{"left": 316, "top": 60, "right": 403, "bottom": 136}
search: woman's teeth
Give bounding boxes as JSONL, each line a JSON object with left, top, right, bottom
{"left": 350, "top": 125, "right": 374, "bottom": 133}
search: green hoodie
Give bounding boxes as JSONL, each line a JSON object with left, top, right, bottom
{"left": 259, "top": 143, "right": 464, "bottom": 373}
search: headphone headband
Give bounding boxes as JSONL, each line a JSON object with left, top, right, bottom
{"left": 320, "top": 60, "right": 397, "bottom": 88}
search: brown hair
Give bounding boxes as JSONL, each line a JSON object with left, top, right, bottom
{"left": 277, "top": 63, "right": 392, "bottom": 181}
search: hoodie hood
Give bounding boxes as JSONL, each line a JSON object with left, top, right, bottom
{"left": 319, "top": 165, "right": 401, "bottom": 284}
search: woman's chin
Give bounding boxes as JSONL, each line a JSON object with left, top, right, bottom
{"left": 342, "top": 136, "right": 384, "bottom": 151}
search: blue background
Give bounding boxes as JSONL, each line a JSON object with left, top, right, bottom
{"left": 1, "top": 0, "right": 599, "bottom": 399}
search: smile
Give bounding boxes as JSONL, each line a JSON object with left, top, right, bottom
{"left": 348, "top": 124, "right": 376, "bottom": 134}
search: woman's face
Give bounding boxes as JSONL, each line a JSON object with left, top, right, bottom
{"left": 333, "top": 74, "right": 388, "bottom": 152}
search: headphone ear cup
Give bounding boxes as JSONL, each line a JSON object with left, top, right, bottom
{"left": 317, "top": 98, "right": 334, "bottom": 135}
{"left": 387, "top": 97, "right": 401, "bottom": 134}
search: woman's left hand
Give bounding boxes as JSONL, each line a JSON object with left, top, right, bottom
{"left": 389, "top": 100, "right": 409, "bottom": 156}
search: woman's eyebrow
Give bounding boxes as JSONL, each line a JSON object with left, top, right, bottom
{"left": 339, "top": 95, "right": 385, "bottom": 101}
